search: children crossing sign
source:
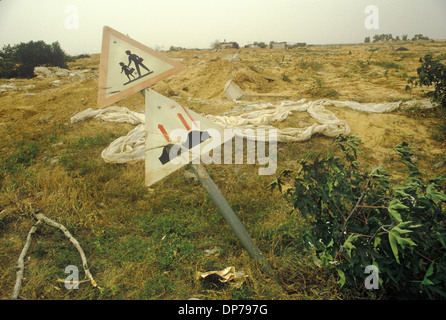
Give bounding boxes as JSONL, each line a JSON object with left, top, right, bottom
{"left": 93, "top": 26, "right": 273, "bottom": 276}
{"left": 97, "top": 26, "right": 186, "bottom": 108}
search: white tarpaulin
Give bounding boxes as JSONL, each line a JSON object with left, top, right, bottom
{"left": 70, "top": 99, "right": 435, "bottom": 164}
{"left": 70, "top": 106, "right": 145, "bottom": 163}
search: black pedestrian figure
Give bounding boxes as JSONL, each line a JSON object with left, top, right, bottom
{"left": 119, "top": 62, "right": 135, "bottom": 81}
{"left": 126, "top": 50, "right": 151, "bottom": 77}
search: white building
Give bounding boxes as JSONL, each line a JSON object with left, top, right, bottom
{"left": 270, "top": 42, "right": 287, "bottom": 49}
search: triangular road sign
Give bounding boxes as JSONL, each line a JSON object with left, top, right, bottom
{"left": 145, "top": 89, "right": 234, "bottom": 187}
{"left": 97, "top": 26, "right": 186, "bottom": 108}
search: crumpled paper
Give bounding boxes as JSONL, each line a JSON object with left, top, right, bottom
{"left": 196, "top": 266, "right": 248, "bottom": 288}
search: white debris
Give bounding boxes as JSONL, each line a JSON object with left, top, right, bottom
{"left": 33, "top": 66, "right": 92, "bottom": 80}
{"left": 49, "top": 80, "right": 62, "bottom": 87}
{"left": 223, "top": 53, "right": 240, "bottom": 62}
{"left": 71, "top": 99, "right": 437, "bottom": 164}
{"left": 223, "top": 79, "right": 245, "bottom": 101}
{"left": 184, "top": 170, "right": 198, "bottom": 183}
{"left": 0, "top": 84, "right": 35, "bottom": 92}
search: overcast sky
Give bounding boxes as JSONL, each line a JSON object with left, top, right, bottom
{"left": 0, "top": 0, "right": 445, "bottom": 55}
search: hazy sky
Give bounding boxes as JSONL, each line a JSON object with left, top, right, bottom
{"left": 1, "top": 0, "right": 445, "bottom": 55}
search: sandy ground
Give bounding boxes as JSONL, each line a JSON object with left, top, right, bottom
{"left": 1, "top": 40, "right": 445, "bottom": 175}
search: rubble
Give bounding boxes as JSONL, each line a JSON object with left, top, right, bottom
{"left": 0, "top": 84, "right": 35, "bottom": 92}
{"left": 223, "top": 80, "right": 245, "bottom": 101}
{"left": 33, "top": 66, "right": 93, "bottom": 80}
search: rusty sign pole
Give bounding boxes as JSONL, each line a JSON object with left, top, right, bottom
{"left": 188, "top": 163, "right": 274, "bottom": 275}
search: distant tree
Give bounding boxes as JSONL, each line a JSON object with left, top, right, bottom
{"left": 412, "top": 34, "right": 429, "bottom": 41}
{"left": 169, "top": 46, "right": 184, "bottom": 52}
{"left": 0, "top": 40, "right": 69, "bottom": 78}
{"left": 0, "top": 44, "right": 17, "bottom": 78}
{"left": 287, "top": 42, "right": 307, "bottom": 49}
{"left": 231, "top": 42, "right": 240, "bottom": 49}
{"left": 211, "top": 40, "right": 221, "bottom": 50}
{"left": 50, "top": 41, "right": 68, "bottom": 68}
{"left": 364, "top": 36, "right": 371, "bottom": 43}
{"left": 253, "top": 41, "right": 267, "bottom": 48}
{"left": 371, "top": 33, "right": 419, "bottom": 43}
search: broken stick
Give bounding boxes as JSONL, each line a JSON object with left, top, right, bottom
{"left": 11, "top": 211, "right": 98, "bottom": 299}
{"left": 12, "top": 219, "right": 42, "bottom": 299}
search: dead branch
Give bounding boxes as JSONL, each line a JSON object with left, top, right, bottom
{"left": 12, "top": 219, "right": 42, "bottom": 299}
{"left": 35, "top": 213, "right": 98, "bottom": 288}
{"left": 11, "top": 210, "right": 98, "bottom": 299}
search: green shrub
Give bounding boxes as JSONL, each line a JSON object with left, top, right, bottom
{"left": 409, "top": 54, "right": 446, "bottom": 109}
{"left": 282, "top": 74, "right": 291, "bottom": 82}
{"left": 430, "top": 122, "right": 446, "bottom": 141}
{"left": 270, "top": 135, "right": 446, "bottom": 299}
{"left": 0, "top": 40, "right": 69, "bottom": 78}
{"left": 3, "top": 141, "right": 40, "bottom": 173}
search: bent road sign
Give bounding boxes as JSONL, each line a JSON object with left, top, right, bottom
{"left": 145, "top": 89, "right": 234, "bottom": 187}
{"left": 97, "top": 26, "right": 186, "bottom": 108}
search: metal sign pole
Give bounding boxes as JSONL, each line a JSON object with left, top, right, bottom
{"left": 188, "top": 163, "right": 274, "bottom": 275}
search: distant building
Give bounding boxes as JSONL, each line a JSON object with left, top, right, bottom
{"left": 270, "top": 42, "right": 287, "bottom": 49}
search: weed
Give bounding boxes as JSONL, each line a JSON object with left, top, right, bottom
{"left": 32, "top": 243, "right": 48, "bottom": 258}
{"left": 59, "top": 133, "right": 117, "bottom": 176}
{"left": 355, "top": 60, "right": 369, "bottom": 72}
{"left": 372, "top": 60, "right": 402, "bottom": 71}
{"left": 3, "top": 141, "right": 40, "bottom": 173}
{"left": 430, "top": 122, "right": 446, "bottom": 141}
{"left": 299, "top": 60, "right": 310, "bottom": 69}
{"left": 299, "top": 60, "right": 323, "bottom": 71}
{"left": 395, "top": 53, "right": 414, "bottom": 61}
{"left": 306, "top": 86, "right": 340, "bottom": 99}
{"left": 282, "top": 74, "right": 291, "bottom": 83}
{"left": 314, "top": 77, "right": 324, "bottom": 88}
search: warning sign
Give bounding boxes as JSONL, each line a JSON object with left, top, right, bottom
{"left": 97, "top": 26, "right": 186, "bottom": 108}
{"left": 144, "top": 89, "right": 234, "bottom": 186}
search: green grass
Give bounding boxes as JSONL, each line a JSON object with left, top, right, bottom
{"left": 299, "top": 60, "right": 323, "bottom": 71}
{"left": 431, "top": 122, "right": 446, "bottom": 141}
{"left": 0, "top": 118, "right": 343, "bottom": 299}
{"left": 372, "top": 60, "right": 403, "bottom": 71}
{"left": 2, "top": 140, "right": 40, "bottom": 173}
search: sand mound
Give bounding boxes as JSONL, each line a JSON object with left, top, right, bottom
{"left": 232, "top": 68, "right": 269, "bottom": 92}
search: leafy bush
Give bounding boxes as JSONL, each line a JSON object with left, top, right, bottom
{"left": 270, "top": 136, "right": 446, "bottom": 299}
{"left": 408, "top": 54, "right": 446, "bottom": 109}
{"left": 0, "top": 40, "right": 69, "bottom": 78}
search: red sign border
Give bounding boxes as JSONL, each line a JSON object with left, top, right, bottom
{"left": 97, "top": 26, "right": 186, "bottom": 108}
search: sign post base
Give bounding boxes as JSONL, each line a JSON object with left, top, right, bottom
{"left": 188, "top": 163, "right": 277, "bottom": 278}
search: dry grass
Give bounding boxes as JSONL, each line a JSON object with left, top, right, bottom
{"left": 1, "top": 40, "right": 445, "bottom": 300}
